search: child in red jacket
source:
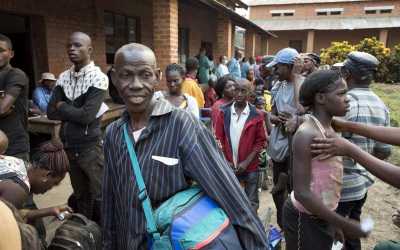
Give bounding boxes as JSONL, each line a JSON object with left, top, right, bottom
{"left": 215, "top": 79, "right": 267, "bottom": 212}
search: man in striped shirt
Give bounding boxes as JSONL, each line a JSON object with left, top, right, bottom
{"left": 337, "top": 51, "right": 391, "bottom": 250}
{"left": 102, "top": 43, "right": 269, "bottom": 250}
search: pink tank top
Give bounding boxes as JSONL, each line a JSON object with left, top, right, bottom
{"left": 291, "top": 115, "right": 343, "bottom": 215}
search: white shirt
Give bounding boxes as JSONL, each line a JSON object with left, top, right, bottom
{"left": 216, "top": 63, "right": 229, "bottom": 79}
{"left": 133, "top": 127, "right": 146, "bottom": 141}
{"left": 229, "top": 102, "right": 250, "bottom": 167}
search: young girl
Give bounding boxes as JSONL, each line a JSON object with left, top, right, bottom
{"left": 283, "top": 70, "right": 367, "bottom": 249}
{"left": 0, "top": 140, "right": 72, "bottom": 220}
{"left": 154, "top": 63, "right": 199, "bottom": 118}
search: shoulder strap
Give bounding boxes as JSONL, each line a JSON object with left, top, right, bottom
{"left": 309, "top": 115, "right": 327, "bottom": 139}
{"left": 123, "top": 124, "right": 161, "bottom": 241}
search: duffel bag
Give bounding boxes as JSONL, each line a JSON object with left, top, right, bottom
{"left": 48, "top": 213, "right": 101, "bottom": 250}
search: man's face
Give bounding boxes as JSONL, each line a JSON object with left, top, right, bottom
{"left": 111, "top": 50, "right": 160, "bottom": 113}
{"left": 274, "top": 63, "right": 292, "bottom": 82}
{"left": 233, "top": 81, "right": 250, "bottom": 105}
{"left": 42, "top": 80, "right": 56, "bottom": 91}
{"left": 66, "top": 34, "right": 92, "bottom": 64}
{"left": 249, "top": 57, "right": 255, "bottom": 65}
{"left": 303, "top": 58, "right": 315, "bottom": 71}
{"left": 0, "top": 41, "right": 13, "bottom": 68}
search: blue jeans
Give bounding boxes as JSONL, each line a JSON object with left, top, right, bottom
{"left": 236, "top": 171, "right": 260, "bottom": 213}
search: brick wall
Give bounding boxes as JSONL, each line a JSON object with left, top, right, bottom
{"left": 268, "top": 30, "right": 308, "bottom": 54}
{"left": 388, "top": 28, "right": 400, "bottom": 48}
{"left": 179, "top": 1, "right": 218, "bottom": 60}
{"left": 254, "top": 33, "right": 262, "bottom": 57}
{"left": 250, "top": 1, "right": 400, "bottom": 20}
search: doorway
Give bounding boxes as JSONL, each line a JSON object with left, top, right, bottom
{"left": 0, "top": 13, "right": 36, "bottom": 97}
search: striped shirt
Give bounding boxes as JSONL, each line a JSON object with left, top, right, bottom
{"left": 102, "top": 98, "right": 269, "bottom": 250}
{"left": 339, "top": 88, "right": 391, "bottom": 202}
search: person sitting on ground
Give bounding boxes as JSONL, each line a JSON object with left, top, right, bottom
{"left": 210, "top": 76, "right": 235, "bottom": 126}
{"left": 302, "top": 53, "right": 320, "bottom": 77}
{"left": 181, "top": 57, "right": 204, "bottom": 109}
{"left": 253, "top": 96, "right": 272, "bottom": 135}
{"left": 283, "top": 70, "right": 367, "bottom": 249}
{"left": 0, "top": 140, "right": 72, "bottom": 220}
{"left": 32, "top": 72, "right": 57, "bottom": 111}
{"left": 215, "top": 78, "right": 266, "bottom": 213}
{"left": 216, "top": 55, "right": 229, "bottom": 79}
{"left": 154, "top": 63, "right": 199, "bottom": 118}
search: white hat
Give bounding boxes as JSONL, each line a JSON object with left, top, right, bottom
{"left": 39, "top": 72, "right": 57, "bottom": 82}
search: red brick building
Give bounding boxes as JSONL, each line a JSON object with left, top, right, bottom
{"left": 0, "top": 0, "right": 271, "bottom": 93}
{"left": 249, "top": 0, "right": 400, "bottom": 55}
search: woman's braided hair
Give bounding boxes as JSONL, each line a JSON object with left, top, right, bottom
{"left": 165, "top": 63, "right": 185, "bottom": 77}
{"left": 299, "top": 70, "right": 343, "bottom": 108}
{"left": 31, "top": 140, "right": 69, "bottom": 178}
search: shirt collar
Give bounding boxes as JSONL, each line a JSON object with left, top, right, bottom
{"left": 231, "top": 102, "right": 249, "bottom": 115}
{"left": 118, "top": 98, "right": 174, "bottom": 128}
{"left": 71, "top": 61, "right": 94, "bottom": 75}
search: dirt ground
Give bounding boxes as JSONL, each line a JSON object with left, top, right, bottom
{"left": 35, "top": 173, "right": 399, "bottom": 249}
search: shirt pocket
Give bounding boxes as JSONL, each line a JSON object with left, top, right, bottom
{"left": 151, "top": 155, "right": 179, "bottom": 166}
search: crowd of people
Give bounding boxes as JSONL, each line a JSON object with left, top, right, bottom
{"left": 0, "top": 30, "right": 399, "bottom": 250}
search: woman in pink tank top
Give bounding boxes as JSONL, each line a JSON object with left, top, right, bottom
{"left": 282, "top": 70, "right": 368, "bottom": 249}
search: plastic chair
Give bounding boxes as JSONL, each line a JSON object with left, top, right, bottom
{"left": 199, "top": 108, "right": 214, "bottom": 134}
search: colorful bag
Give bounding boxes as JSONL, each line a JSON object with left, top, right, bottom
{"left": 124, "top": 124, "right": 242, "bottom": 250}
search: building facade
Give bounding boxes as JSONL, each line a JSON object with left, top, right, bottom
{"left": 249, "top": 0, "right": 400, "bottom": 55}
{"left": 0, "top": 0, "right": 270, "bottom": 94}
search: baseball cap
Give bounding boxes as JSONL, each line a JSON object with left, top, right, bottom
{"left": 256, "top": 56, "right": 262, "bottom": 63}
{"left": 267, "top": 48, "right": 299, "bottom": 68}
{"left": 260, "top": 56, "right": 275, "bottom": 67}
{"left": 343, "top": 51, "right": 379, "bottom": 80}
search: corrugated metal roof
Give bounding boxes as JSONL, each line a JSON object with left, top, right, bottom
{"left": 249, "top": 0, "right": 373, "bottom": 6}
{"left": 252, "top": 17, "right": 400, "bottom": 30}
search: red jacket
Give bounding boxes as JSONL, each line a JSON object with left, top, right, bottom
{"left": 215, "top": 102, "right": 266, "bottom": 173}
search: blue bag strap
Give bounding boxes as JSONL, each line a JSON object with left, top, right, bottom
{"left": 123, "top": 124, "right": 161, "bottom": 241}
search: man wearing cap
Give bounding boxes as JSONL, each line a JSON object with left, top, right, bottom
{"left": 228, "top": 50, "right": 242, "bottom": 80}
{"left": 267, "top": 48, "right": 305, "bottom": 230}
{"left": 336, "top": 51, "right": 391, "bottom": 250}
{"left": 32, "top": 73, "right": 57, "bottom": 111}
{"left": 302, "top": 53, "right": 320, "bottom": 77}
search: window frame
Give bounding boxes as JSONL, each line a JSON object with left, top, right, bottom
{"left": 104, "top": 11, "right": 140, "bottom": 65}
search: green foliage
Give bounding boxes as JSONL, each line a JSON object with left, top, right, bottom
{"left": 320, "top": 41, "right": 355, "bottom": 66}
{"left": 321, "top": 38, "right": 400, "bottom": 83}
{"left": 354, "top": 37, "right": 390, "bottom": 82}
{"left": 388, "top": 44, "right": 400, "bottom": 83}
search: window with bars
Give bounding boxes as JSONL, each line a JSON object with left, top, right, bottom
{"left": 104, "top": 12, "right": 139, "bottom": 64}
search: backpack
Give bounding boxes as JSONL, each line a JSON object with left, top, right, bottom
{"left": 124, "top": 124, "right": 243, "bottom": 250}
{"left": 48, "top": 214, "right": 101, "bottom": 250}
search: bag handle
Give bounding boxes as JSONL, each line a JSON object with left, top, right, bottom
{"left": 123, "top": 124, "right": 161, "bottom": 241}
{"left": 71, "top": 213, "right": 91, "bottom": 226}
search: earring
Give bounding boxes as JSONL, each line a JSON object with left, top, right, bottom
{"left": 43, "top": 178, "right": 47, "bottom": 182}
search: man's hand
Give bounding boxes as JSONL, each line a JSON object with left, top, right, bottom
{"left": 51, "top": 205, "right": 73, "bottom": 219}
{"left": 393, "top": 208, "right": 400, "bottom": 229}
{"left": 278, "top": 111, "right": 292, "bottom": 123}
{"left": 311, "top": 132, "right": 353, "bottom": 160}
{"left": 285, "top": 116, "right": 298, "bottom": 133}
{"left": 334, "top": 227, "right": 344, "bottom": 247}
{"left": 332, "top": 118, "right": 350, "bottom": 133}
{"left": 30, "top": 106, "right": 42, "bottom": 115}
{"left": 56, "top": 101, "right": 65, "bottom": 110}
{"left": 292, "top": 57, "right": 303, "bottom": 77}
{"left": 234, "top": 161, "right": 248, "bottom": 175}
{"left": 342, "top": 219, "right": 368, "bottom": 241}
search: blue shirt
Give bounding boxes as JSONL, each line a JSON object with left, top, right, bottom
{"left": 32, "top": 86, "right": 53, "bottom": 111}
{"left": 241, "top": 62, "right": 251, "bottom": 78}
{"left": 228, "top": 57, "right": 241, "bottom": 80}
{"left": 102, "top": 98, "right": 269, "bottom": 250}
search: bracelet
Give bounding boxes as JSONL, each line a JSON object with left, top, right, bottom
{"left": 20, "top": 209, "right": 29, "bottom": 219}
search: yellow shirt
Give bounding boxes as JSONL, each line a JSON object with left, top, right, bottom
{"left": 181, "top": 78, "right": 204, "bottom": 109}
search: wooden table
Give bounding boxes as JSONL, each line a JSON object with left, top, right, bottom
{"left": 28, "top": 116, "right": 61, "bottom": 139}
{"left": 27, "top": 100, "right": 125, "bottom": 139}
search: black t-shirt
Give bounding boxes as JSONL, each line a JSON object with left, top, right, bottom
{"left": 0, "top": 64, "right": 29, "bottom": 155}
